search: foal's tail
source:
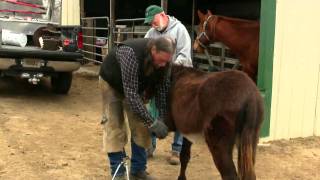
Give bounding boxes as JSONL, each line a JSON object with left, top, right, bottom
{"left": 237, "top": 94, "right": 263, "bottom": 180}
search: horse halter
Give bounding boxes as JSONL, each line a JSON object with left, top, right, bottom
{"left": 196, "top": 15, "right": 217, "bottom": 49}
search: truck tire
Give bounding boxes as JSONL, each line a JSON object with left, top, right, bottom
{"left": 51, "top": 72, "right": 72, "bottom": 94}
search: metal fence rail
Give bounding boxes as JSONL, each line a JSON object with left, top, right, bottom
{"left": 114, "top": 18, "right": 148, "bottom": 44}
{"left": 81, "top": 16, "right": 110, "bottom": 64}
{"left": 193, "top": 42, "right": 240, "bottom": 72}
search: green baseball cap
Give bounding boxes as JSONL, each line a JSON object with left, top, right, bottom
{"left": 144, "top": 5, "right": 164, "bottom": 24}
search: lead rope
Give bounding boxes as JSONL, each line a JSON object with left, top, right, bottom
{"left": 111, "top": 156, "right": 130, "bottom": 180}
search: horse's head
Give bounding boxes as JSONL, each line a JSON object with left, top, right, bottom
{"left": 194, "top": 10, "right": 217, "bottom": 53}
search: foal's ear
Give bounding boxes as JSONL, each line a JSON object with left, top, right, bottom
{"left": 207, "top": 10, "right": 213, "bottom": 15}
{"left": 197, "top": 10, "right": 205, "bottom": 20}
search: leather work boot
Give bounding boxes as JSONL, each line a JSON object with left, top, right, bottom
{"left": 167, "top": 151, "right": 180, "bottom": 165}
{"left": 130, "top": 171, "right": 157, "bottom": 180}
{"left": 146, "top": 147, "right": 155, "bottom": 158}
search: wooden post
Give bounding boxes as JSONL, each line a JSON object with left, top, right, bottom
{"left": 108, "top": 0, "right": 115, "bottom": 52}
{"left": 80, "top": 0, "right": 85, "bottom": 18}
{"left": 161, "top": 0, "right": 168, "bottom": 13}
{"left": 191, "top": 0, "right": 195, "bottom": 58}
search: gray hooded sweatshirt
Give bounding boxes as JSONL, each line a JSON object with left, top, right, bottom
{"left": 144, "top": 16, "right": 193, "bottom": 67}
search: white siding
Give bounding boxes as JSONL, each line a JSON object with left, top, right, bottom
{"left": 270, "top": 0, "right": 320, "bottom": 140}
{"left": 61, "top": 0, "right": 80, "bottom": 26}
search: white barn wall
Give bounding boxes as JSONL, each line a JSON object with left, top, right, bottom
{"left": 270, "top": 0, "right": 320, "bottom": 140}
{"left": 61, "top": 0, "right": 80, "bottom": 26}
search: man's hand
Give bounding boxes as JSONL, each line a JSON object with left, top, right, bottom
{"left": 148, "top": 119, "right": 168, "bottom": 139}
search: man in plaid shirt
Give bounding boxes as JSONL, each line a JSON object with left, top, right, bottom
{"left": 99, "top": 37, "right": 175, "bottom": 180}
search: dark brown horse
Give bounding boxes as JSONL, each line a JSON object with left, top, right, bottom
{"left": 194, "top": 10, "right": 260, "bottom": 81}
{"left": 166, "top": 65, "right": 264, "bottom": 180}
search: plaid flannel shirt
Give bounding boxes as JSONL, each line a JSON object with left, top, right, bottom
{"left": 116, "top": 45, "right": 169, "bottom": 127}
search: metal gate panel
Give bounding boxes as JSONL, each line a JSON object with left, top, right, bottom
{"left": 81, "top": 16, "right": 109, "bottom": 64}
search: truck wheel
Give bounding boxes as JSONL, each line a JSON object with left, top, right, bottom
{"left": 51, "top": 72, "right": 72, "bottom": 94}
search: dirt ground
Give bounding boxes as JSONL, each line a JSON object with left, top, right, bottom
{"left": 0, "top": 64, "right": 320, "bottom": 180}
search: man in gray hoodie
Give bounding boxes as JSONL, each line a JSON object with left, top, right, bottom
{"left": 144, "top": 5, "right": 193, "bottom": 165}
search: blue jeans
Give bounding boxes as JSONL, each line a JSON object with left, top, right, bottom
{"left": 108, "top": 139, "right": 147, "bottom": 176}
{"left": 147, "top": 98, "right": 183, "bottom": 153}
{"left": 151, "top": 131, "right": 183, "bottom": 153}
